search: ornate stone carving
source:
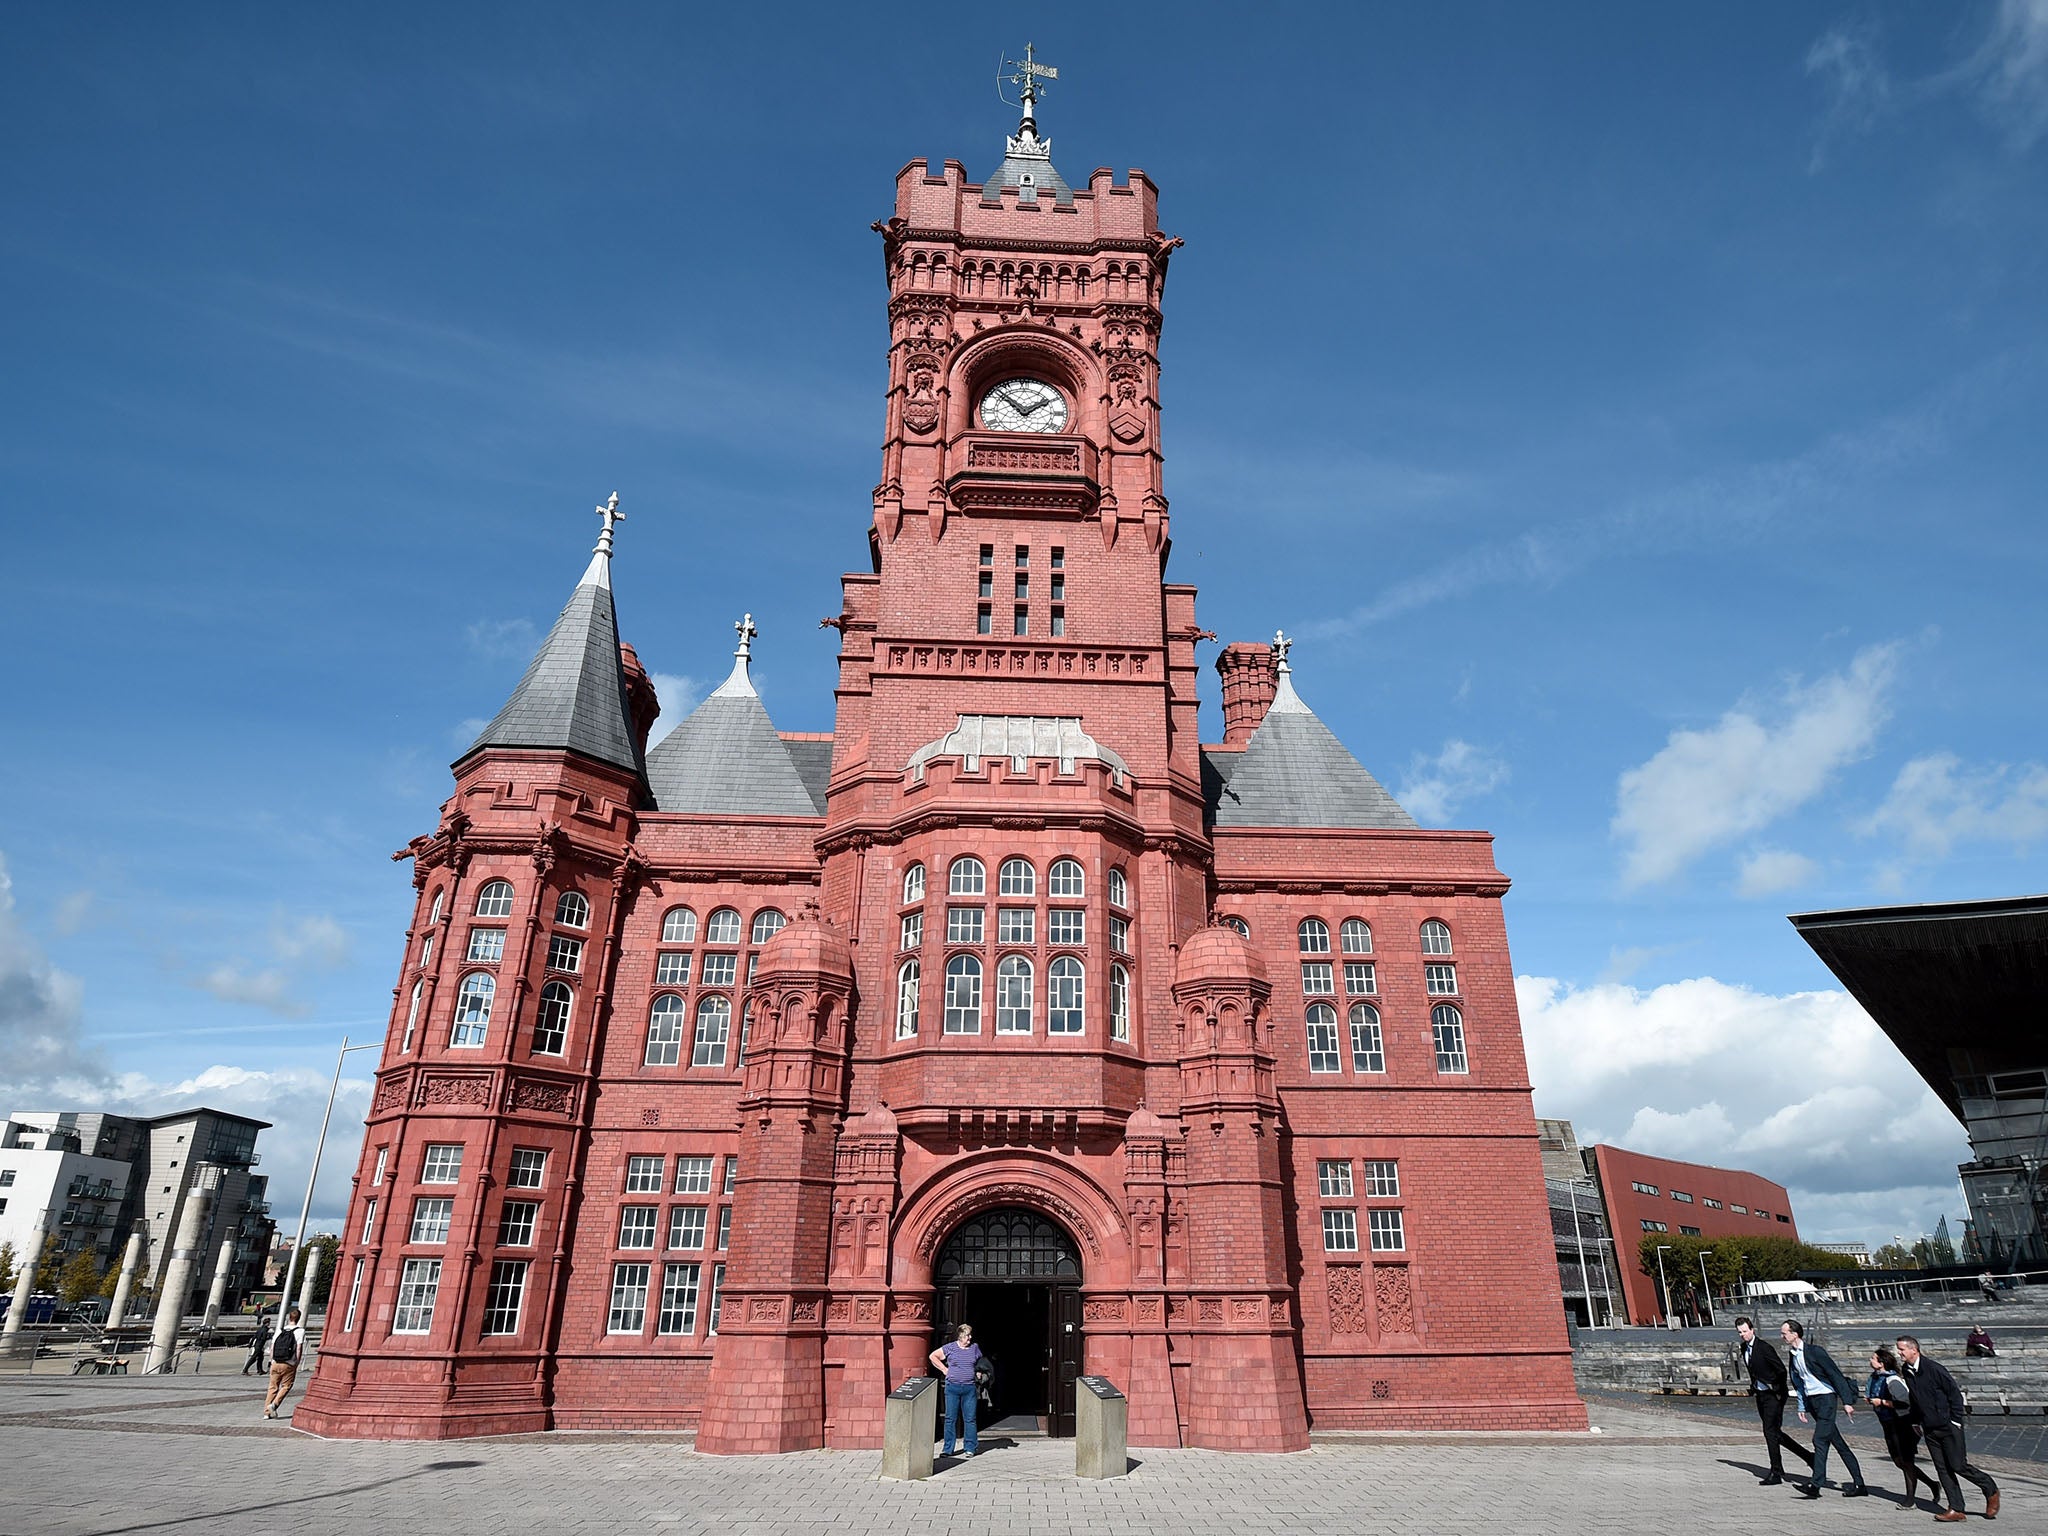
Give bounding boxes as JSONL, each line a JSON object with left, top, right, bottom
{"left": 856, "top": 1297, "right": 883, "bottom": 1324}
{"left": 748, "top": 1297, "right": 788, "bottom": 1323}
{"left": 913, "top": 1181, "right": 1118, "bottom": 1261}
{"left": 373, "top": 1076, "right": 408, "bottom": 1112}
{"left": 1197, "top": 1298, "right": 1223, "bottom": 1323}
{"left": 1081, "top": 1297, "right": 1126, "bottom": 1324}
{"left": 1326, "top": 1266, "right": 1369, "bottom": 1334}
{"left": 1230, "top": 1297, "right": 1266, "bottom": 1322}
{"left": 791, "top": 1298, "right": 822, "bottom": 1323}
{"left": 827, "top": 1299, "right": 852, "bottom": 1324}
{"left": 892, "top": 1296, "right": 932, "bottom": 1324}
{"left": 1135, "top": 1296, "right": 1163, "bottom": 1324}
{"left": 416, "top": 1074, "right": 492, "bottom": 1108}
{"left": 509, "top": 1078, "right": 574, "bottom": 1116}
{"left": 1374, "top": 1265, "right": 1415, "bottom": 1335}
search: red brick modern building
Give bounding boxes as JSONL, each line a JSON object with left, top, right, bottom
{"left": 1585, "top": 1144, "right": 1799, "bottom": 1325}
{"left": 295, "top": 89, "right": 1584, "bottom": 1449}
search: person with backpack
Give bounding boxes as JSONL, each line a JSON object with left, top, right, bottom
{"left": 264, "top": 1306, "right": 307, "bottom": 1420}
{"left": 1866, "top": 1345, "right": 1941, "bottom": 1507}
{"left": 242, "top": 1311, "right": 274, "bottom": 1376}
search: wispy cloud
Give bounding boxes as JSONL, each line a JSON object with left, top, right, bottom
{"left": 51, "top": 890, "right": 95, "bottom": 936}
{"left": 1860, "top": 751, "right": 2048, "bottom": 860}
{"left": 0, "top": 852, "right": 98, "bottom": 1081}
{"left": 1396, "top": 739, "right": 1509, "bottom": 825}
{"left": 1806, "top": 24, "right": 1894, "bottom": 172}
{"left": 466, "top": 616, "right": 537, "bottom": 660}
{"left": 188, "top": 912, "right": 354, "bottom": 1018}
{"left": 1735, "top": 848, "right": 1821, "bottom": 899}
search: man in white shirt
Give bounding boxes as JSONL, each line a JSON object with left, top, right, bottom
{"left": 1779, "top": 1319, "right": 1867, "bottom": 1499}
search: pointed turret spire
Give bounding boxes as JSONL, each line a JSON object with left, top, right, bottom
{"left": 709, "top": 612, "right": 760, "bottom": 700}
{"left": 1268, "top": 628, "right": 1309, "bottom": 715}
{"left": 460, "top": 494, "right": 643, "bottom": 776}
{"left": 985, "top": 43, "right": 1072, "bottom": 205}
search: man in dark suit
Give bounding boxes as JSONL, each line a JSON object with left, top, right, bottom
{"left": 1735, "top": 1316, "right": 1812, "bottom": 1485}
{"left": 1781, "top": 1319, "right": 1868, "bottom": 1498}
{"left": 1898, "top": 1335, "right": 2000, "bottom": 1523}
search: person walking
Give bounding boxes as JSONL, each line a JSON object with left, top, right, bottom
{"left": 1867, "top": 1345, "right": 1942, "bottom": 1507}
{"left": 264, "top": 1306, "right": 306, "bottom": 1420}
{"left": 1735, "top": 1316, "right": 1812, "bottom": 1485}
{"left": 1780, "top": 1319, "right": 1868, "bottom": 1499}
{"left": 242, "top": 1311, "right": 273, "bottom": 1376}
{"left": 1897, "top": 1335, "right": 2000, "bottom": 1523}
{"left": 928, "top": 1323, "right": 982, "bottom": 1459}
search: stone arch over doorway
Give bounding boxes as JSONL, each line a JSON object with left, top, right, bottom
{"left": 891, "top": 1151, "right": 1130, "bottom": 1291}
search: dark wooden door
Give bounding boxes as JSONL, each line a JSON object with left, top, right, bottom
{"left": 1050, "top": 1283, "right": 1082, "bottom": 1437}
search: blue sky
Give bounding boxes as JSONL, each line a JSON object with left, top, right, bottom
{"left": 2, "top": 4, "right": 2043, "bottom": 1246}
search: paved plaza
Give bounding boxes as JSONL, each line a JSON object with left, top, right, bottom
{"left": 2, "top": 1373, "right": 2045, "bottom": 1535}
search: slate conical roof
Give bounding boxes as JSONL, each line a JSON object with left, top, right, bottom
{"left": 644, "top": 637, "right": 826, "bottom": 817}
{"left": 982, "top": 109, "right": 1072, "bottom": 205}
{"left": 460, "top": 525, "right": 642, "bottom": 776}
{"left": 1205, "top": 663, "right": 1416, "bottom": 831}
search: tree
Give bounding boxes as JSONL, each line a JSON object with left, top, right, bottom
{"left": 58, "top": 1249, "right": 103, "bottom": 1306}
{"left": 1636, "top": 1233, "right": 1863, "bottom": 1301}
{"left": 31, "top": 1234, "right": 63, "bottom": 1292}
{"left": 304, "top": 1234, "right": 340, "bottom": 1307}
{"left": 0, "top": 1241, "right": 15, "bottom": 1295}
{"left": 1872, "top": 1243, "right": 1919, "bottom": 1270}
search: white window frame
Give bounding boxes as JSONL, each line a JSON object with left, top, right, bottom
{"left": 546, "top": 934, "right": 584, "bottom": 974}
{"left": 409, "top": 1196, "right": 453, "bottom": 1245}
{"left": 946, "top": 906, "right": 985, "bottom": 945}
{"left": 944, "top": 955, "right": 983, "bottom": 1033}
{"left": 995, "top": 955, "right": 1034, "bottom": 1034}
{"left": 1301, "top": 962, "right": 1334, "bottom": 995}
{"left": 533, "top": 980, "right": 573, "bottom": 1055}
{"left": 481, "top": 1258, "right": 527, "bottom": 1335}
{"left": 1317, "top": 1159, "right": 1354, "bottom": 1198}
{"left": 618, "top": 1206, "right": 658, "bottom": 1250}
{"left": 1047, "top": 956, "right": 1085, "bottom": 1035}
{"left": 473, "top": 880, "right": 514, "bottom": 918}
{"left": 1298, "top": 918, "right": 1330, "bottom": 954}
{"left": 1109, "top": 964, "right": 1130, "bottom": 1042}
{"left": 674, "top": 1156, "right": 713, "bottom": 1195}
{"left": 1048, "top": 858, "right": 1084, "bottom": 899}
{"left": 658, "top": 1262, "right": 701, "bottom": 1336}
{"left": 1431, "top": 1004, "right": 1469, "bottom": 1074}
{"left": 646, "top": 995, "right": 686, "bottom": 1067}
{"left": 1306, "top": 1004, "right": 1341, "bottom": 1073}
{"left": 342, "top": 1256, "right": 364, "bottom": 1333}
{"left": 1425, "top": 963, "right": 1458, "bottom": 996}
{"left": 1339, "top": 918, "right": 1372, "bottom": 954}
{"left": 1108, "top": 867, "right": 1128, "bottom": 909}
{"left": 668, "top": 1205, "right": 707, "bottom": 1250}
{"left": 996, "top": 907, "right": 1034, "bottom": 945}
{"left": 451, "top": 973, "right": 494, "bottom": 1048}
{"left": 420, "top": 1144, "right": 464, "bottom": 1184}
{"left": 661, "top": 906, "right": 698, "bottom": 944}
{"left": 554, "top": 891, "right": 590, "bottom": 930}
{"left": 624, "top": 1156, "right": 664, "bottom": 1193}
{"left": 1368, "top": 1209, "right": 1406, "bottom": 1252}
{"left": 466, "top": 927, "right": 506, "bottom": 964}
{"left": 392, "top": 1257, "right": 442, "bottom": 1334}
{"left": 1047, "top": 909, "right": 1085, "bottom": 947}
{"left": 1420, "top": 919, "right": 1453, "bottom": 956}
{"left": 1365, "top": 1160, "right": 1400, "bottom": 1198}
{"left": 900, "top": 911, "right": 923, "bottom": 951}
{"left": 998, "top": 858, "right": 1036, "bottom": 897}
{"left": 691, "top": 996, "right": 732, "bottom": 1068}
{"left": 1322, "top": 1209, "right": 1359, "bottom": 1253}
{"left": 498, "top": 1200, "right": 538, "bottom": 1247}
{"left": 948, "top": 857, "right": 986, "bottom": 896}
{"left": 608, "top": 1262, "right": 651, "bottom": 1334}
{"left": 895, "top": 959, "right": 921, "bottom": 1039}
{"left": 1348, "top": 1004, "right": 1385, "bottom": 1073}
{"left": 507, "top": 1149, "right": 546, "bottom": 1189}
{"left": 902, "top": 863, "right": 926, "bottom": 903}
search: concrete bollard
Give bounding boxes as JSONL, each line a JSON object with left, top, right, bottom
{"left": 143, "top": 1189, "right": 211, "bottom": 1374}
{"left": 1075, "top": 1374, "right": 1128, "bottom": 1478}
{"left": 107, "top": 1230, "right": 144, "bottom": 1328}
{"left": 296, "top": 1244, "right": 323, "bottom": 1323}
{"left": 3, "top": 1212, "right": 50, "bottom": 1341}
{"left": 201, "top": 1239, "right": 234, "bottom": 1331}
{"left": 880, "top": 1375, "right": 938, "bottom": 1481}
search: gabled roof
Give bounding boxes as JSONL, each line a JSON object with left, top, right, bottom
{"left": 643, "top": 647, "right": 825, "bottom": 817}
{"left": 1204, "top": 668, "right": 1415, "bottom": 831}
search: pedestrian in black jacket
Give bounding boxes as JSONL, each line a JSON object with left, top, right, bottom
{"left": 1735, "top": 1316, "right": 1813, "bottom": 1484}
{"left": 1780, "top": 1319, "right": 1868, "bottom": 1498}
{"left": 1897, "top": 1336, "right": 2000, "bottom": 1522}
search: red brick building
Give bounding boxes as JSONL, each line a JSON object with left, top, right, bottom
{"left": 296, "top": 89, "right": 1584, "bottom": 1448}
{"left": 1585, "top": 1144, "right": 1800, "bottom": 1325}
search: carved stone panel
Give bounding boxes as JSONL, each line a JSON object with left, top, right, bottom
{"left": 1326, "top": 1266, "right": 1369, "bottom": 1335}
{"left": 1374, "top": 1265, "right": 1415, "bottom": 1335}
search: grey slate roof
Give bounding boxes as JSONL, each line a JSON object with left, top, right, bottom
{"left": 1204, "top": 677, "right": 1417, "bottom": 831}
{"left": 982, "top": 124, "right": 1073, "bottom": 205}
{"left": 461, "top": 576, "right": 642, "bottom": 775}
{"left": 783, "top": 738, "right": 834, "bottom": 812}
{"left": 644, "top": 690, "right": 825, "bottom": 817}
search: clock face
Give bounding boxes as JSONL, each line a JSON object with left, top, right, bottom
{"left": 979, "top": 377, "right": 1070, "bottom": 433}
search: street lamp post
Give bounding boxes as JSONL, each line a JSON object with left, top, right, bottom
{"left": 1697, "top": 1249, "right": 1715, "bottom": 1328}
{"left": 276, "top": 1035, "right": 382, "bottom": 1319}
{"left": 1655, "top": 1244, "right": 1676, "bottom": 1329}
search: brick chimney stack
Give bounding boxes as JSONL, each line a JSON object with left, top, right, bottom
{"left": 1215, "top": 642, "right": 1277, "bottom": 745}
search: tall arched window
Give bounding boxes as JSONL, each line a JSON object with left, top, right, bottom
{"left": 1222, "top": 915, "right": 1250, "bottom": 939}
{"left": 1048, "top": 956, "right": 1085, "bottom": 1035}
{"left": 427, "top": 889, "right": 445, "bottom": 925}
{"left": 554, "top": 891, "right": 590, "bottom": 930}
{"left": 706, "top": 908, "right": 742, "bottom": 945}
{"left": 401, "top": 978, "right": 423, "bottom": 1053}
{"left": 645, "top": 995, "right": 685, "bottom": 1066}
{"left": 896, "top": 959, "right": 921, "bottom": 1039}
{"left": 1431, "top": 1003, "right": 1468, "bottom": 1073}
{"left": 1109, "top": 964, "right": 1130, "bottom": 1042}
{"left": 451, "top": 973, "right": 495, "bottom": 1048}
{"left": 944, "top": 954, "right": 983, "bottom": 1033}
{"left": 995, "top": 955, "right": 1034, "bottom": 1034}
{"left": 949, "top": 857, "right": 986, "bottom": 896}
{"left": 1049, "top": 858, "right": 1084, "bottom": 898}
{"left": 1420, "top": 919, "right": 1454, "bottom": 956}
{"left": 533, "top": 981, "right": 573, "bottom": 1055}
{"left": 1339, "top": 919, "right": 1372, "bottom": 954}
{"left": 998, "top": 858, "right": 1036, "bottom": 897}
{"left": 661, "top": 906, "right": 698, "bottom": 944}
{"left": 750, "top": 909, "right": 787, "bottom": 946}
{"left": 1298, "top": 919, "right": 1331, "bottom": 954}
{"left": 1108, "top": 868, "right": 1128, "bottom": 909}
{"left": 1305, "top": 1002, "right": 1341, "bottom": 1072}
{"left": 692, "top": 996, "right": 732, "bottom": 1067}
{"left": 903, "top": 863, "right": 926, "bottom": 903}
{"left": 1348, "top": 1003, "right": 1384, "bottom": 1073}
{"left": 474, "top": 880, "right": 514, "bottom": 918}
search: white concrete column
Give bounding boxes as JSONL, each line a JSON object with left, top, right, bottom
{"left": 143, "top": 1189, "right": 211, "bottom": 1374}
{"left": 107, "top": 1229, "right": 144, "bottom": 1327}
{"left": 295, "top": 1243, "right": 323, "bottom": 1321}
{"left": 201, "top": 1238, "right": 235, "bottom": 1330}
{"left": 2, "top": 1211, "right": 49, "bottom": 1339}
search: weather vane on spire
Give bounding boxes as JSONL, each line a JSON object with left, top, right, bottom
{"left": 997, "top": 42, "right": 1059, "bottom": 156}
{"left": 593, "top": 491, "right": 625, "bottom": 556}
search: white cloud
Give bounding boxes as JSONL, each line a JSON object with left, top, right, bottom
{"left": 0, "top": 853, "right": 97, "bottom": 1081}
{"left": 1735, "top": 848, "right": 1820, "bottom": 898}
{"left": 1612, "top": 642, "right": 1899, "bottom": 887}
{"left": 1860, "top": 751, "right": 2048, "bottom": 860}
{"left": 648, "top": 672, "right": 705, "bottom": 745}
{"left": 1520, "top": 973, "right": 1970, "bottom": 1242}
{"left": 465, "top": 616, "right": 537, "bottom": 660}
{"left": 1806, "top": 24, "right": 1894, "bottom": 171}
{"left": 1396, "top": 739, "right": 1508, "bottom": 825}
{"left": 187, "top": 911, "right": 353, "bottom": 1018}
{"left": 51, "top": 890, "right": 94, "bottom": 937}
{"left": 1960, "top": 0, "right": 2048, "bottom": 149}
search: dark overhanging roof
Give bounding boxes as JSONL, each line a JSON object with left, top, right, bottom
{"left": 1790, "top": 894, "right": 2048, "bottom": 1119}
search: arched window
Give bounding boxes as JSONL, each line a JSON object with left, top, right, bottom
{"left": 1048, "top": 956, "right": 1085, "bottom": 1035}
{"left": 995, "top": 955, "right": 1034, "bottom": 1034}
{"left": 998, "top": 858, "right": 1036, "bottom": 897}
{"left": 1299, "top": 918, "right": 1331, "bottom": 954}
{"left": 749, "top": 909, "right": 786, "bottom": 946}
{"left": 645, "top": 995, "right": 685, "bottom": 1066}
{"left": 451, "top": 973, "right": 495, "bottom": 1047}
{"left": 1109, "top": 964, "right": 1130, "bottom": 1042}
{"left": 1420, "top": 919, "right": 1453, "bottom": 956}
{"left": 533, "top": 981, "right": 573, "bottom": 1055}
{"left": 427, "top": 889, "right": 445, "bottom": 926}
{"left": 896, "top": 959, "right": 921, "bottom": 1039}
{"left": 902, "top": 863, "right": 926, "bottom": 904}
{"left": 704, "top": 908, "right": 741, "bottom": 945}
{"left": 1431, "top": 1004, "right": 1468, "bottom": 1073}
{"left": 1348, "top": 1003, "right": 1384, "bottom": 1073}
{"left": 1222, "top": 915, "right": 1250, "bottom": 939}
{"left": 692, "top": 996, "right": 732, "bottom": 1067}
{"left": 474, "top": 880, "right": 514, "bottom": 918}
{"left": 661, "top": 906, "right": 698, "bottom": 944}
{"left": 554, "top": 891, "right": 590, "bottom": 930}
{"left": 1049, "top": 858, "right": 1084, "bottom": 898}
{"left": 944, "top": 954, "right": 983, "bottom": 1033}
{"left": 1108, "top": 868, "right": 1128, "bottom": 909}
{"left": 1305, "top": 1002, "right": 1340, "bottom": 1073}
{"left": 401, "top": 978, "right": 423, "bottom": 1053}
{"left": 949, "top": 857, "right": 986, "bottom": 896}
{"left": 1339, "top": 919, "right": 1372, "bottom": 955}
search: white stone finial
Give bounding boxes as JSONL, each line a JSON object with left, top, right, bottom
{"left": 1271, "top": 629, "right": 1293, "bottom": 673}
{"left": 735, "top": 612, "right": 758, "bottom": 659}
{"left": 711, "top": 612, "right": 761, "bottom": 700}
{"left": 1267, "top": 629, "right": 1310, "bottom": 715}
{"left": 581, "top": 491, "right": 624, "bottom": 589}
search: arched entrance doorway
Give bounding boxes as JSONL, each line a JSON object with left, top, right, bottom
{"left": 932, "top": 1207, "right": 1083, "bottom": 1437}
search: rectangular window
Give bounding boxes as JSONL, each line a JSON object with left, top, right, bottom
{"left": 1013, "top": 607, "right": 1028, "bottom": 636}
{"left": 1316, "top": 1159, "right": 1354, "bottom": 1197}
{"left": 675, "top": 1156, "right": 714, "bottom": 1195}
{"left": 1300, "top": 962, "right": 1334, "bottom": 995}
{"left": 481, "top": 1259, "right": 527, "bottom": 1335}
{"left": 723, "top": 1158, "right": 736, "bottom": 1196}
{"left": 977, "top": 606, "right": 992, "bottom": 635}
{"left": 900, "top": 912, "right": 923, "bottom": 951}
{"left": 1050, "top": 547, "right": 1063, "bottom": 569}
{"left": 1680, "top": 1225, "right": 1702, "bottom": 1236}
{"left": 996, "top": 908, "right": 1034, "bottom": 945}
{"left": 658, "top": 1262, "right": 701, "bottom": 1335}
{"left": 1049, "top": 609, "right": 1065, "bottom": 637}
{"left": 979, "top": 544, "right": 993, "bottom": 567}
{"left": 619, "top": 1206, "right": 658, "bottom": 1249}
{"left": 1368, "top": 1209, "right": 1406, "bottom": 1252}
{"left": 946, "top": 907, "right": 984, "bottom": 944}
{"left": 392, "top": 1258, "right": 442, "bottom": 1334}
{"left": 507, "top": 1149, "right": 547, "bottom": 1189}
{"left": 1307, "top": 1014, "right": 1341, "bottom": 1073}
{"left": 357, "top": 1197, "right": 378, "bottom": 1244}
{"left": 708, "top": 1264, "right": 726, "bottom": 1334}
{"left": 608, "top": 1262, "right": 650, "bottom": 1334}
{"left": 624, "top": 1156, "right": 664, "bottom": 1193}
{"left": 371, "top": 1147, "right": 387, "bottom": 1186}
{"left": 1343, "top": 962, "right": 1376, "bottom": 996}
{"left": 1322, "top": 1209, "right": 1359, "bottom": 1252}
{"left": 655, "top": 952, "right": 691, "bottom": 986}
{"left": 700, "top": 953, "right": 737, "bottom": 987}
{"left": 1730, "top": 1203, "right": 1747, "bottom": 1214}
{"left": 1047, "top": 909, "right": 1084, "bottom": 946}
{"left": 1432, "top": 1014, "right": 1468, "bottom": 1074}
{"left": 421, "top": 1144, "right": 464, "bottom": 1184}
{"left": 499, "top": 1200, "right": 538, "bottom": 1247}
{"left": 547, "top": 935, "right": 583, "bottom": 973}
{"left": 1424, "top": 963, "right": 1458, "bottom": 995}
{"left": 717, "top": 1206, "right": 731, "bottom": 1250}
{"left": 1349, "top": 1011, "right": 1385, "bottom": 1073}
{"left": 0, "top": 1171, "right": 13, "bottom": 1187}
{"left": 1109, "top": 915, "right": 1129, "bottom": 955}
{"left": 1364, "top": 1160, "right": 1400, "bottom": 1198}
{"left": 1015, "top": 573, "right": 1029, "bottom": 600}
{"left": 1776, "top": 1213, "right": 1790, "bottom": 1224}
{"left": 1015, "top": 546, "right": 1029, "bottom": 567}
{"left": 668, "top": 1205, "right": 707, "bottom": 1250}
{"left": 1670, "top": 1190, "right": 1693, "bottom": 1204}
{"left": 1703, "top": 1197, "right": 1722, "bottom": 1209}
{"left": 342, "top": 1257, "right": 364, "bottom": 1333}
{"left": 1049, "top": 573, "right": 1065, "bottom": 601}
{"left": 1640, "top": 1219, "right": 1667, "bottom": 1232}
{"left": 1631, "top": 1182, "right": 1659, "bottom": 1196}
{"left": 979, "top": 570, "right": 993, "bottom": 598}
{"left": 409, "top": 1197, "right": 454, "bottom": 1244}
{"left": 466, "top": 928, "right": 505, "bottom": 963}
